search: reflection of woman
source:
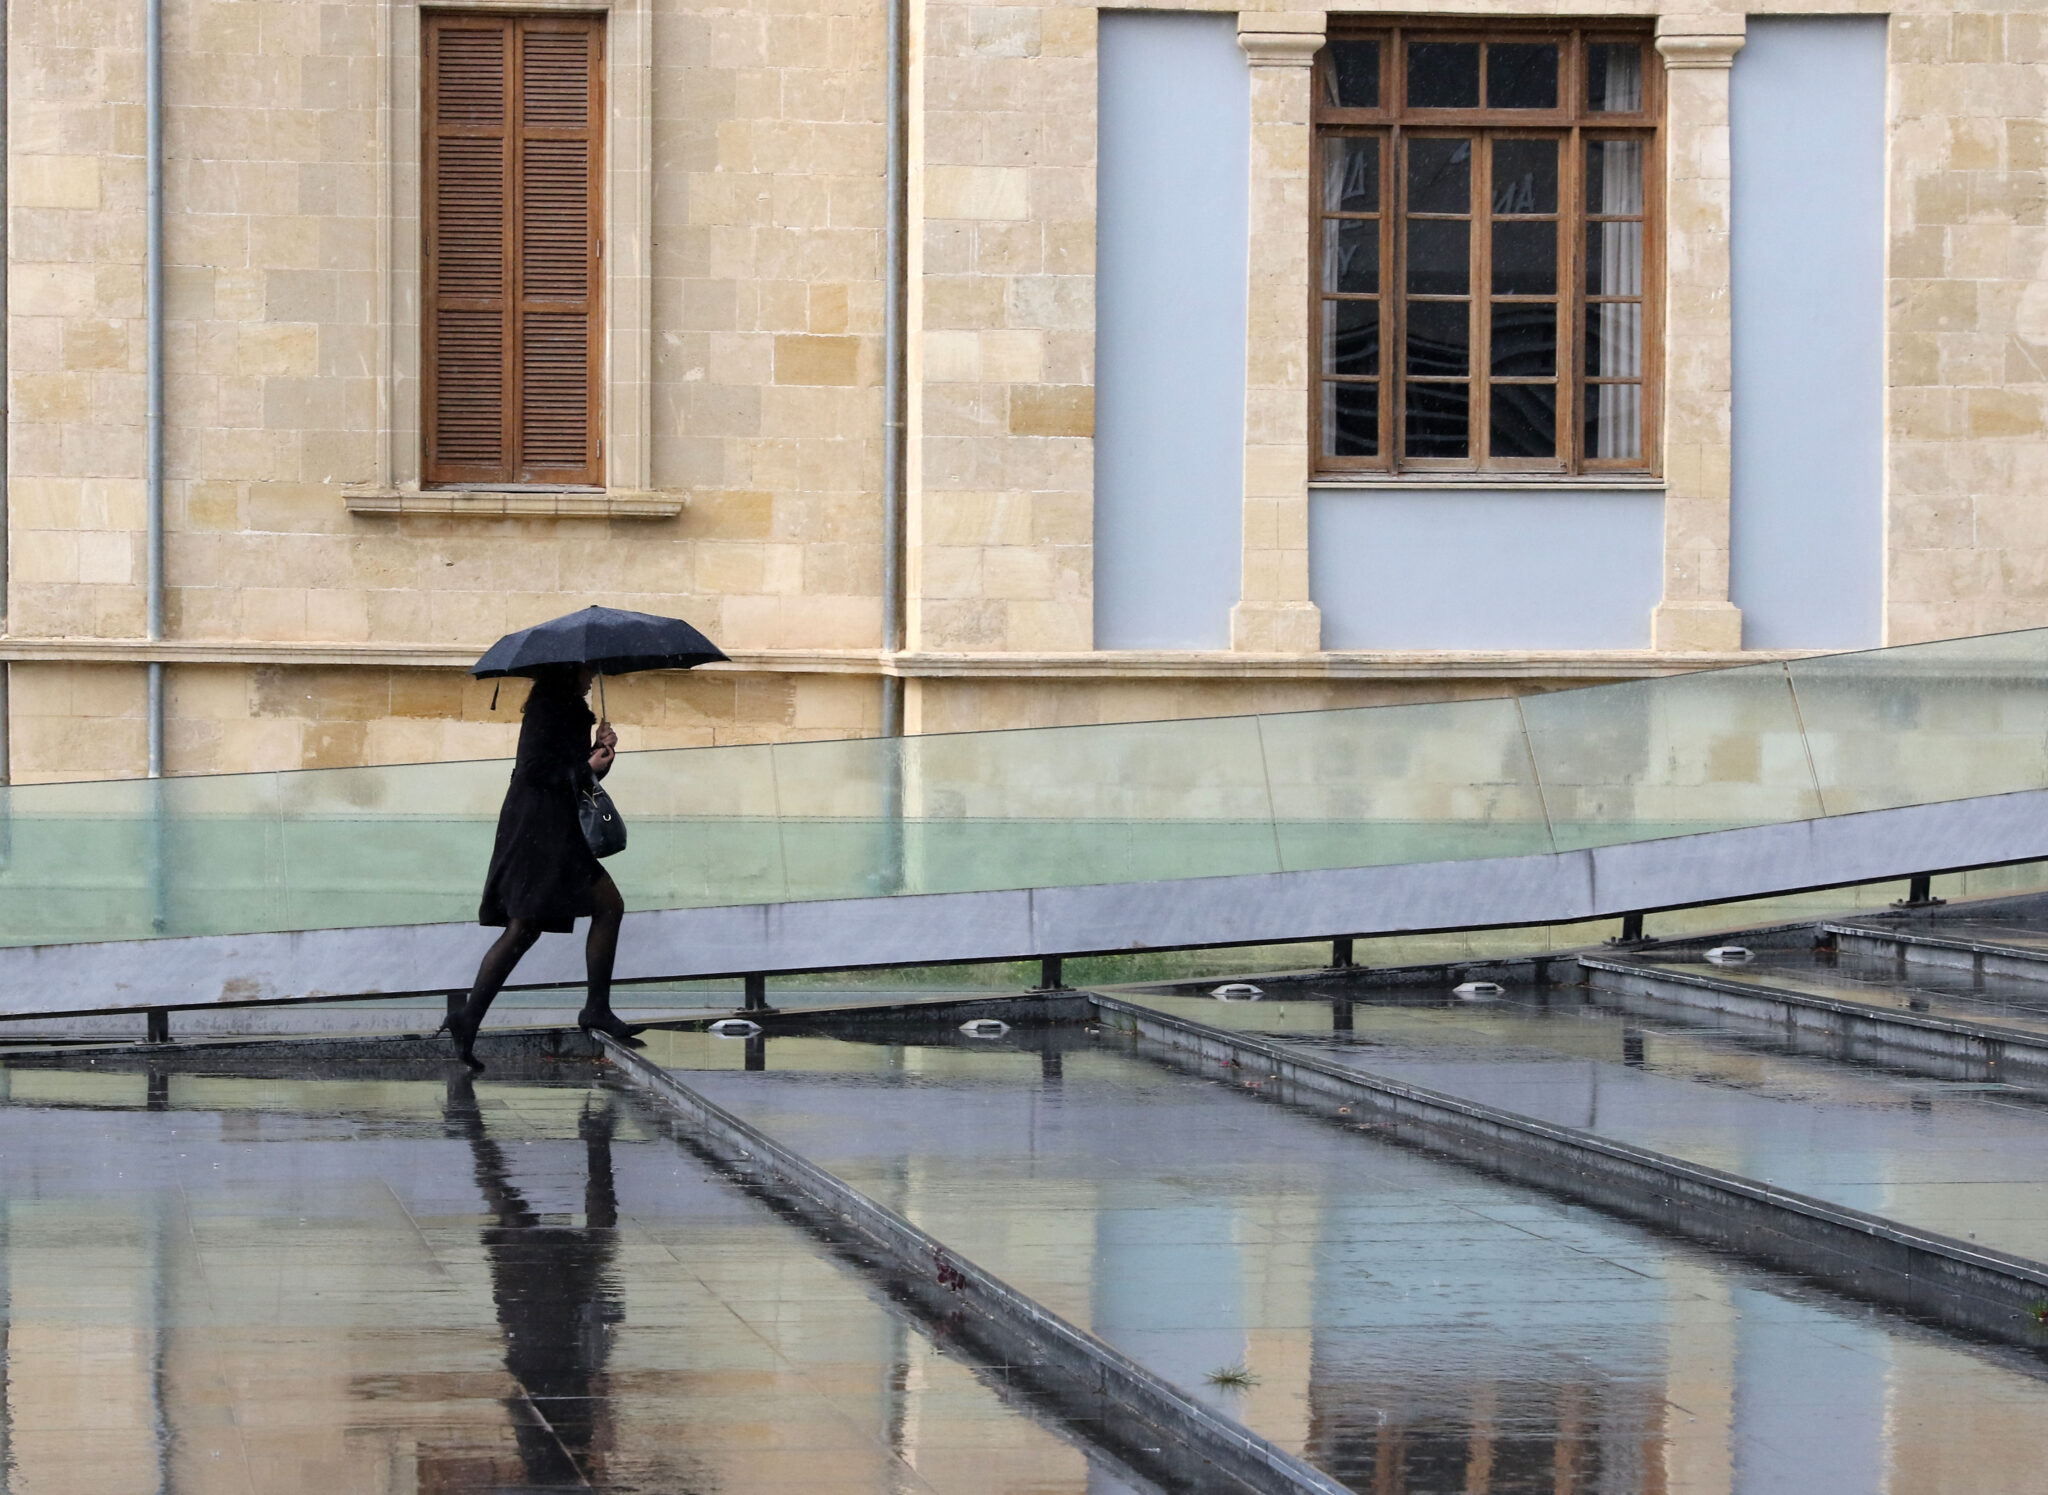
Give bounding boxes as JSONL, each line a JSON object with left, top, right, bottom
{"left": 445, "top": 663, "right": 644, "bottom": 1069}
{"left": 444, "top": 1073, "right": 621, "bottom": 1484}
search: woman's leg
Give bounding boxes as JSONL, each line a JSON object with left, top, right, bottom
{"left": 581, "top": 872, "right": 624, "bottom": 1018}
{"left": 449, "top": 919, "right": 543, "bottom": 1067}
{"left": 578, "top": 873, "right": 643, "bottom": 1042}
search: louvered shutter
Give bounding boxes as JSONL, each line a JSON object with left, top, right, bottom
{"left": 424, "top": 14, "right": 603, "bottom": 488}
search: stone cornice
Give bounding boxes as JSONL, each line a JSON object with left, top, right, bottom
{"left": 0, "top": 638, "right": 1827, "bottom": 681}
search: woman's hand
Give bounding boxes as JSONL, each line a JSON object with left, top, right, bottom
{"left": 590, "top": 721, "right": 618, "bottom": 778}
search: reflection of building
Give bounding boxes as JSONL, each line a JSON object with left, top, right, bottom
{"left": 3, "top": 4, "right": 2039, "bottom": 781}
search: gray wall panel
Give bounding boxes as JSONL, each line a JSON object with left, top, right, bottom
{"left": 1731, "top": 18, "right": 1887, "bottom": 649}
{"left": 1309, "top": 489, "right": 1664, "bottom": 649}
{"left": 1093, "top": 13, "right": 1248, "bottom": 649}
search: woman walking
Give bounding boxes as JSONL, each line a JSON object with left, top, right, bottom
{"left": 444, "top": 663, "right": 645, "bottom": 1069}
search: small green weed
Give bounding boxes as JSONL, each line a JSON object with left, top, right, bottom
{"left": 1204, "top": 1364, "right": 1259, "bottom": 1390}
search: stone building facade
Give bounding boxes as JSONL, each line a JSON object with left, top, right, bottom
{"left": 2, "top": 0, "right": 2043, "bottom": 781}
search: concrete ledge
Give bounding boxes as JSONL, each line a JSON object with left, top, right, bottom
{"left": 1580, "top": 955, "right": 2048, "bottom": 1084}
{"left": 1096, "top": 996, "right": 2048, "bottom": 1350}
{"left": 1827, "top": 921, "right": 2048, "bottom": 986}
{"left": 598, "top": 1035, "right": 1351, "bottom": 1495}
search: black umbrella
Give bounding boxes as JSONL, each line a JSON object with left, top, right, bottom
{"left": 471, "top": 605, "right": 728, "bottom": 680}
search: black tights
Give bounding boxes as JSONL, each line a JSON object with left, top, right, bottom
{"left": 457, "top": 872, "right": 625, "bottom": 1028}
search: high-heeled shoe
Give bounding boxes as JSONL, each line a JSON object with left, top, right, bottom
{"left": 442, "top": 1007, "right": 487, "bottom": 1071}
{"left": 577, "top": 1009, "right": 648, "bottom": 1049}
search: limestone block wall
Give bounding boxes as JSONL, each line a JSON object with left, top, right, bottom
{"left": 1, "top": 0, "right": 2045, "bottom": 784}
{"left": 904, "top": 0, "right": 1098, "bottom": 654}
{"left": 1887, "top": 8, "right": 2048, "bottom": 641}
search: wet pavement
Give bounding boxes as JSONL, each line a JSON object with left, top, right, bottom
{"left": 0, "top": 1057, "right": 1160, "bottom": 1495}
{"left": 654, "top": 1026, "right": 2048, "bottom": 1493}
{"left": 1131, "top": 984, "right": 2048, "bottom": 1265}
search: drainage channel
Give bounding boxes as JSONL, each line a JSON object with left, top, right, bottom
{"left": 0, "top": 1048, "right": 1176, "bottom": 1495}
{"left": 618, "top": 1015, "right": 2048, "bottom": 1490}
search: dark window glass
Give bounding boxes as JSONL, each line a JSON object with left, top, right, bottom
{"left": 1325, "top": 300, "right": 1381, "bottom": 377}
{"left": 1326, "top": 40, "right": 1381, "bottom": 108}
{"left": 1406, "top": 219, "right": 1469, "bottom": 295}
{"left": 1407, "top": 42, "right": 1478, "bottom": 108}
{"left": 1491, "top": 139, "right": 1558, "bottom": 214}
{"left": 1585, "top": 221, "right": 1643, "bottom": 295}
{"left": 1585, "top": 384, "right": 1642, "bottom": 460}
{"left": 1326, "top": 219, "right": 1380, "bottom": 294}
{"left": 1490, "top": 383, "right": 1557, "bottom": 457}
{"left": 1486, "top": 43, "right": 1558, "bottom": 109}
{"left": 1490, "top": 302, "right": 1556, "bottom": 376}
{"left": 1491, "top": 221, "right": 1556, "bottom": 296}
{"left": 1405, "top": 301, "right": 1469, "bottom": 378}
{"left": 1585, "top": 303, "right": 1642, "bottom": 378}
{"left": 1585, "top": 139, "right": 1645, "bottom": 214}
{"left": 1405, "top": 381, "right": 1469, "bottom": 457}
{"left": 1323, "top": 136, "right": 1380, "bottom": 213}
{"left": 1586, "top": 43, "right": 1644, "bottom": 111}
{"left": 1325, "top": 382, "right": 1379, "bottom": 456}
{"left": 1406, "top": 138, "right": 1470, "bottom": 213}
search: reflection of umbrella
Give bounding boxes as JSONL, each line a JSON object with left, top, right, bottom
{"left": 470, "top": 605, "right": 727, "bottom": 679}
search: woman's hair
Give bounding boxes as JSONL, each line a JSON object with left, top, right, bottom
{"left": 521, "top": 663, "right": 582, "bottom": 711}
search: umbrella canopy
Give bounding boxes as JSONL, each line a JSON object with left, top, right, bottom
{"left": 471, "top": 606, "right": 728, "bottom": 679}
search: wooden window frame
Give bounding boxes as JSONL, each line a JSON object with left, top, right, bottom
{"left": 422, "top": 10, "right": 607, "bottom": 491}
{"left": 1311, "top": 20, "right": 1663, "bottom": 478}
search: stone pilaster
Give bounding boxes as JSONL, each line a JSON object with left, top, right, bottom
{"left": 1231, "top": 11, "right": 1324, "bottom": 653}
{"left": 1651, "top": 16, "right": 1746, "bottom": 652}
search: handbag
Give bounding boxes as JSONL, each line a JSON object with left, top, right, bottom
{"left": 580, "top": 780, "right": 627, "bottom": 858}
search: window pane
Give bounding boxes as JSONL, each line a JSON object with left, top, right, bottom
{"left": 1586, "top": 220, "right": 1642, "bottom": 296}
{"left": 1406, "top": 219, "right": 1469, "bottom": 295}
{"left": 1491, "top": 221, "right": 1556, "bottom": 295}
{"left": 1491, "top": 383, "right": 1557, "bottom": 458}
{"left": 1406, "top": 138, "right": 1470, "bottom": 213}
{"left": 1585, "top": 384, "right": 1642, "bottom": 460}
{"left": 1407, "top": 42, "right": 1478, "bottom": 108}
{"left": 1405, "top": 382, "right": 1469, "bottom": 457}
{"left": 1323, "top": 136, "right": 1380, "bottom": 213}
{"left": 1325, "top": 300, "right": 1381, "bottom": 377}
{"left": 1486, "top": 43, "right": 1558, "bottom": 109}
{"left": 1406, "top": 300, "right": 1469, "bottom": 377}
{"left": 1324, "top": 381, "right": 1379, "bottom": 456}
{"left": 1586, "top": 302, "right": 1642, "bottom": 378}
{"left": 1586, "top": 139, "right": 1645, "bottom": 215}
{"left": 1491, "top": 139, "right": 1558, "bottom": 214}
{"left": 1586, "top": 43, "right": 1644, "bottom": 112}
{"left": 1325, "top": 40, "right": 1381, "bottom": 109}
{"left": 1491, "top": 302, "right": 1556, "bottom": 377}
{"left": 1326, "top": 219, "right": 1380, "bottom": 293}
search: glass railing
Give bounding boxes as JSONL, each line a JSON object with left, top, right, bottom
{"left": 4, "top": 627, "right": 2048, "bottom": 947}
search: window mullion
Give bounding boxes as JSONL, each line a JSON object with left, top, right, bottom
{"left": 1563, "top": 123, "right": 1582, "bottom": 473}
{"left": 1390, "top": 123, "right": 1406, "bottom": 470}
{"left": 1473, "top": 137, "right": 1490, "bottom": 468}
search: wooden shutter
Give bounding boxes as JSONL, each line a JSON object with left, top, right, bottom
{"left": 424, "top": 14, "right": 604, "bottom": 488}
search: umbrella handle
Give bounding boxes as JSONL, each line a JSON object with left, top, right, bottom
{"left": 597, "top": 672, "right": 609, "bottom": 731}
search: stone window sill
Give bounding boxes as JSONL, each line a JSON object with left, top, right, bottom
{"left": 1309, "top": 477, "right": 1666, "bottom": 492}
{"left": 342, "top": 487, "right": 685, "bottom": 518}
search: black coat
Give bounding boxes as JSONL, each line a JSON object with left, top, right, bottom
{"left": 479, "top": 683, "right": 604, "bottom": 932}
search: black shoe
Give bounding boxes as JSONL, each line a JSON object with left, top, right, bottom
{"left": 577, "top": 1009, "right": 648, "bottom": 1049}
{"left": 443, "top": 1009, "right": 487, "bottom": 1071}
